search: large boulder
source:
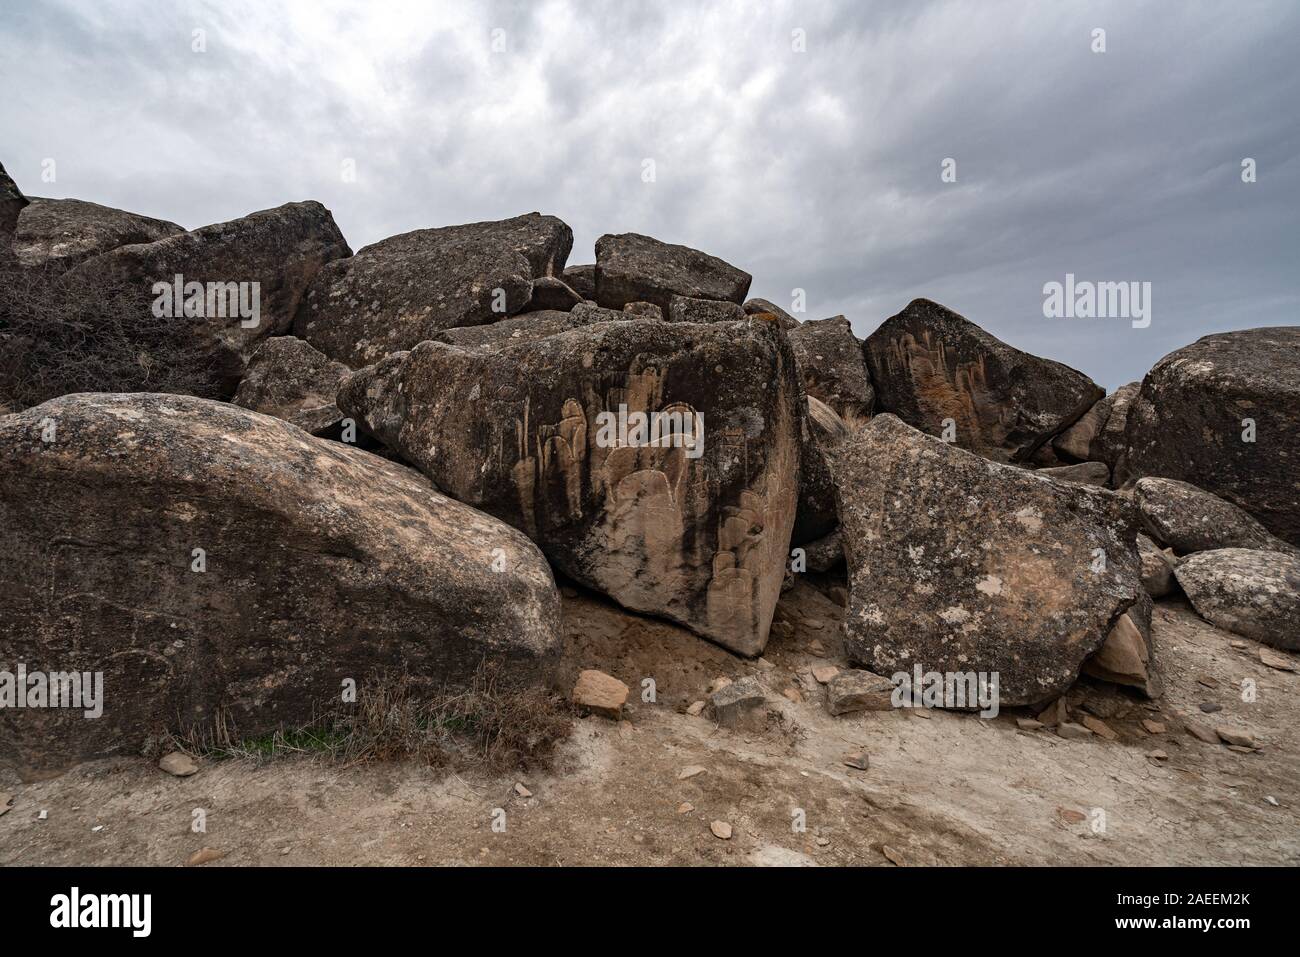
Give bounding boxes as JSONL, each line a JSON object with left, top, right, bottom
{"left": 67, "top": 201, "right": 351, "bottom": 398}
{"left": 593, "top": 233, "right": 751, "bottom": 312}
{"left": 1082, "top": 590, "right": 1160, "bottom": 697}
{"left": 829, "top": 414, "right": 1141, "bottom": 706}
{"left": 1134, "top": 477, "right": 1296, "bottom": 555}
{"left": 1174, "top": 548, "right": 1300, "bottom": 649}
{"left": 744, "top": 298, "right": 799, "bottom": 330}
{"left": 338, "top": 317, "right": 802, "bottom": 656}
{"left": 0, "top": 393, "right": 561, "bottom": 771}
{"left": 294, "top": 213, "right": 572, "bottom": 367}
{"left": 232, "top": 335, "right": 352, "bottom": 434}
{"left": 1124, "top": 328, "right": 1300, "bottom": 545}
{"left": 13, "top": 197, "right": 183, "bottom": 270}
{"left": 562, "top": 263, "right": 596, "bottom": 300}
{"left": 1054, "top": 381, "right": 1138, "bottom": 472}
{"left": 788, "top": 315, "right": 874, "bottom": 422}
{"left": 665, "top": 295, "right": 746, "bottom": 324}
{"left": 863, "top": 299, "right": 1103, "bottom": 463}
{"left": 431, "top": 309, "right": 600, "bottom": 352}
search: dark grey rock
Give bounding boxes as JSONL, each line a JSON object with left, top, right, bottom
{"left": 1, "top": 160, "right": 31, "bottom": 252}
{"left": 432, "top": 309, "right": 605, "bottom": 352}
{"left": 562, "top": 263, "right": 596, "bottom": 300}
{"left": 526, "top": 275, "right": 583, "bottom": 311}
{"left": 14, "top": 198, "right": 183, "bottom": 269}
{"left": 707, "top": 674, "right": 767, "bottom": 726}
{"left": 1124, "top": 327, "right": 1300, "bottom": 545}
{"left": 623, "top": 301, "right": 664, "bottom": 321}
{"left": 794, "top": 395, "right": 852, "bottom": 545}
{"left": 1135, "top": 477, "right": 1297, "bottom": 555}
{"left": 594, "top": 232, "right": 751, "bottom": 312}
{"left": 863, "top": 298, "right": 1103, "bottom": 463}
{"left": 743, "top": 297, "right": 799, "bottom": 330}
{"left": 1037, "top": 461, "right": 1110, "bottom": 486}
{"left": 830, "top": 414, "right": 1141, "bottom": 706}
{"left": 294, "top": 213, "right": 572, "bottom": 367}
{"left": 665, "top": 295, "right": 747, "bottom": 324}
{"left": 232, "top": 336, "right": 351, "bottom": 434}
{"left": 788, "top": 315, "right": 874, "bottom": 421}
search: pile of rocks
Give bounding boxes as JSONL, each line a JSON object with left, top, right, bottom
{"left": 2, "top": 161, "right": 1296, "bottom": 768}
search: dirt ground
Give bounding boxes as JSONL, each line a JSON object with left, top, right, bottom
{"left": 2, "top": 576, "right": 1297, "bottom": 866}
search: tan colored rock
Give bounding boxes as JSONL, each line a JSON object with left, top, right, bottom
{"left": 710, "top": 820, "right": 733, "bottom": 840}
{"left": 825, "top": 669, "right": 894, "bottom": 715}
{"left": 158, "top": 752, "right": 199, "bottom": 777}
{"left": 571, "top": 670, "right": 629, "bottom": 719}
{"left": 1080, "top": 715, "right": 1117, "bottom": 740}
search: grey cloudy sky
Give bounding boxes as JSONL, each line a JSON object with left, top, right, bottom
{"left": 2, "top": 0, "right": 1296, "bottom": 387}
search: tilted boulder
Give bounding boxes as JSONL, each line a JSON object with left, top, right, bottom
{"left": 863, "top": 298, "right": 1103, "bottom": 462}
{"left": 1134, "top": 477, "right": 1296, "bottom": 555}
{"left": 0, "top": 393, "right": 561, "bottom": 771}
{"left": 1137, "top": 533, "right": 1177, "bottom": 598}
{"left": 13, "top": 197, "right": 183, "bottom": 270}
{"left": 294, "top": 213, "right": 572, "bottom": 367}
{"left": 1051, "top": 394, "right": 1108, "bottom": 461}
{"left": 1174, "top": 548, "right": 1300, "bottom": 649}
{"left": 829, "top": 414, "right": 1141, "bottom": 706}
{"left": 526, "top": 275, "right": 583, "bottom": 311}
{"left": 339, "top": 318, "right": 802, "bottom": 656}
{"left": 788, "top": 315, "right": 874, "bottom": 421}
{"left": 1124, "top": 328, "right": 1300, "bottom": 544}
{"left": 67, "top": 201, "right": 351, "bottom": 397}
{"left": 1054, "top": 381, "right": 1138, "bottom": 472}
{"left": 232, "top": 335, "right": 352, "bottom": 434}
{"left": 594, "top": 232, "right": 751, "bottom": 312}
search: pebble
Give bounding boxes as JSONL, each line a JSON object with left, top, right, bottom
{"left": 1215, "top": 726, "right": 1258, "bottom": 748}
{"left": 1016, "top": 718, "right": 1044, "bottom": 731}
{"left": 710, "top": 820, "right": 733, "bottom": 840}
{"left": 1198, "top": 702, "right": 1222, "bottom": 714}
{"left": 159, "top": 752, "right": 199, "bottom": 777}
{"left": 677, "top": 802, "right": 694, "bottom": 814}
{"left": 811, "top": 665, "right": 839, "bottom": 684}
{"left": 1080, "top": 715, "right": 1117, "bottom": 740}
{"left": 514, "top": 782, "right": 532, "bottom": 798}
{"left": 841, "top": 751, "right": 870, "bottom": 771}
{"left": 1056, "top": 722, "right": 1093, "bottom": 740}
{"left": 1142, "top": 719, "right": 1167, "bottom": 734}
{"left": 186, "top": 847, "right": 225, "bottom": 866}
{"left": 677, "top": 765, "right": 707, "bottom": 780}
{"left": 685, "top": 700, "right": 706, "bottom": 716}
{"left": 1259, "top": 647, "right": 1296, "bottom": 672}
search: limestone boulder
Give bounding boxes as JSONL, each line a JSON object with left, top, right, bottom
{"left": 338, "top": 317, "right": 802, "bottom": 656}
{"left": 594, "top": 232, "right": 751, "bottom": 312}
{"left": 13, "top": 197, "right": 183, "bottom": 270}
{"left": 1174, "top": 548, "right": 1300, "bottom": 649}
{"left": 294, "top": 213, "right": 572, "bottom": 367}
{"left": 829, "top": 414, "right": 1141, "bottom": 706}
{"left": 863, "top": 298, "right": 1103, "bottom": 462}
{"left": 0, "top": 393, "right": 561, "bottom": 771}
{"left": 1124, "top": 328, "right": 1300, "bottom": 544}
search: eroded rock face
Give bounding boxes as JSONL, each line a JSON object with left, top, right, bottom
{"left": 594, "top": 233, "right": 751, "bottom": 312}
{"left": 0, "top": 393, "right": 561, "bottom": 771}
{"left": 68, "top": 201, "right": 351, "bottom": 397}
{"left": 788, "top": 315, "right": 874, "bottom": 421}
{"left": 1124, "top": 328, "right": 1300, "bottom": 544}
{"left": 830, "top": 414, "right": 1141, "bottom": 706}
{"left": 431, "top": 309, "right": 599, "bottom": 352}
{"left": 13, "top": 198, "right": 184, "bottom": 270}
{"left": 1174, "top": 548, "right": 1300, "bottom": 649}
{"left": 1135, "top": 477, "right": 1295, "bottom": 555}
{"left": 232, "top": 335, "right": 352, "bottom": 434}
{"left": 339, "top": 318, "right": 802, "bottom": 656}
{"left": 294, "top": 213, "right": 572, "bottom": 367}
{"left": 863, "top": 299, "right": 1103, "bottom": 462}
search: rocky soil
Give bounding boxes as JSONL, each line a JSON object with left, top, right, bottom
{"left": 3, "top": 583, "right": 1295, "bottom": 867}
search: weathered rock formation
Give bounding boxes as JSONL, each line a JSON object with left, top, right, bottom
{"left": 67, "top": 201, "right": 350, "bottom": 397}
{"left": 863, "top": 299, "right": 1103, "bottom": 463}
{"left": 830, "top": 414, "right": 1141, "bottom": 706}
{"left": 1124, "top": 328, "right": 1300, "bottom": 545}
{"left": 594, "top": 232, "right": 751, "bottom": 312}
{"left": 232, "top": 335, "right": 352, "bottom": 434}
{"left": 13, "top": 198, "right": 184, "bottom": 269}
{"left": 338, "top": 317, "right": 801, "bottom": 656}
{"left": 1173, "top": 548, "right": 1300, "bottom": 649}
{"left": 0, "top": 393, "right": 561, "bottom": 770}
{"left": 787, "top": 315, "right": 874, "bottom": 422}
{"left": 1134, "top": 477, "right": 1296, "bottom": 555}
{"left": 793, "top": 395, "right": 851, "bottom": 545}
{"left": 294, "top": 213, "right": 572, "bottom": 367}
{"left": 0, "top": 160, "right": 30, "bottom": 253}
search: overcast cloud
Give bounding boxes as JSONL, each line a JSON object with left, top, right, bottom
{"left": 2, "top": 0, "right": 1296, "bottom": 387}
